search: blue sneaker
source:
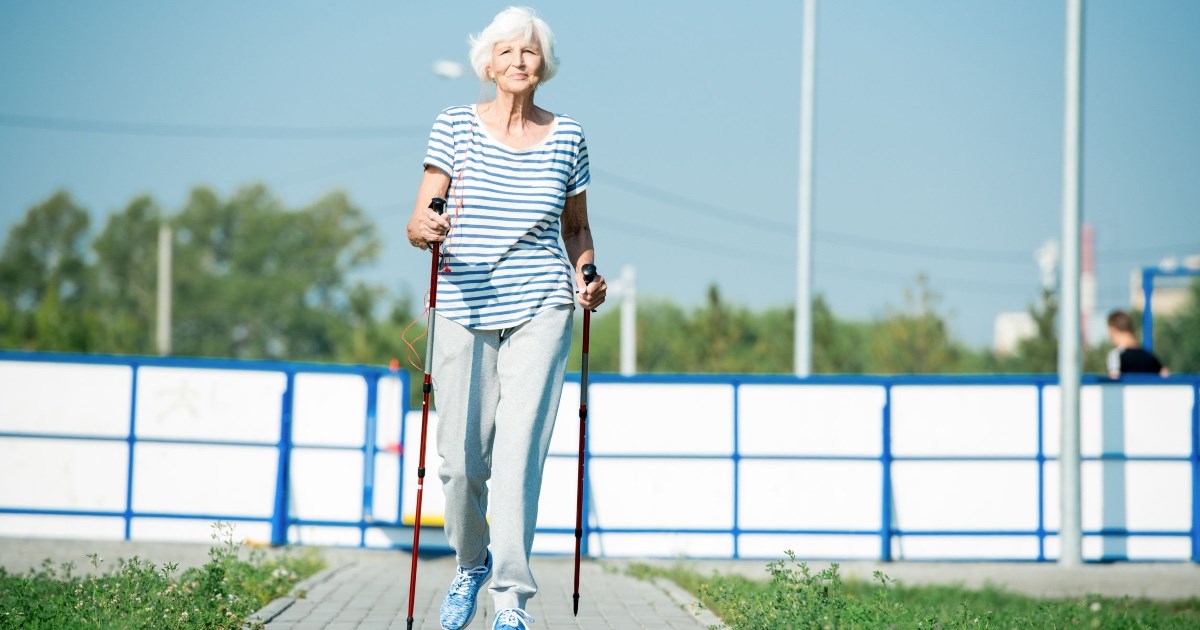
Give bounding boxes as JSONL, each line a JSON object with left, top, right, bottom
{"left": 492, "top": 608, "right": 534, "bottom": 630}
{"left": 439, "top": 551, "right": 492, "bottom": 630}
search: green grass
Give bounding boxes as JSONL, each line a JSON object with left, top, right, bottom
{"left": 0, "top": 523, "right": 325, "bottom": 630}
{"left": 631, "top": 551, "right": 1200, "bottom": 629}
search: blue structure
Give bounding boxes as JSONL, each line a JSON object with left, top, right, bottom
{"left": 1141, "top": 265, "right": 1200, "bottom": 353}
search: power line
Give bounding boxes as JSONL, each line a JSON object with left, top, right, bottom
{"left": 599, "top": 168, "right": 1200, "bottom": 265}
{"left": 595, "top": 167, "right": 796, "bottom": 232}
{"left": 815, "top": 230, "right": 1033, "bottom": 264}
{"left": 1093, "top": 241, "right": 1200, "bottom": 261}
{"left": 600, "top": 216, "right": 791, "bottom": 264}
{"left": 819, "top": 262, "right": 1037, "bottom": 298}
{"left": 0, "top": 113, "right": 426, "bottom": 140}
{"left": 274, "top": 146, "right": 406, "bottom": 186}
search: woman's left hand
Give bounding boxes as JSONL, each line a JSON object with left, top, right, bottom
{"left": 576, "top": 269, "right": 607, "bottom": 311}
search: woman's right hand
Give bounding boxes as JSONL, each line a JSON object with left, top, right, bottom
{"left": 407, "top": 206, "right": 451, "bottom": 250}
{"left": 408, "top": 166, "right": 452, "bottom": 249}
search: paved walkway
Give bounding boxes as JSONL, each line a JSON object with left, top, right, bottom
{"left": 255, "top": 555, "right": 711, "bottom": 630}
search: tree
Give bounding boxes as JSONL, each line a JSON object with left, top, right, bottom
{"left": 1011, "top": 287, "right": 1059, "bottom": 373}
{"left": 89, "top": 195, "right": 164, "bottom": 353}
{"left": 812, "top": 294, "right": 869, "bottom": 373}
{"left": 868, "top": 275, "right": 969, "bottom": 373}
{"left": 574, "top": 297, "right": 690, "bottom": 373}
{"left": 170, "top": 184, "right": 381, "bottom": 360}
{"left": 1156, "top": 279, "right": 1200, "bottom": 373}
{"left": 0, "top": 191, "right": 92, "bottom": 350}
{"left": 0, "top": 295, "right": 17, "bottom": 348}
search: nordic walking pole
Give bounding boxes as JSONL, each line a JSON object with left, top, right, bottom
{"left": 406, "top": 196, "right": 447, "bottom": 630}
{"left": 573, "top": 262, "right": 597, "bottom": 617}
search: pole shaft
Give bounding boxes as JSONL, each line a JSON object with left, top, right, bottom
{"left": 795, "top": 0, "right": 817, "bottom": 377}
{"left": 1058, "top": 0, "right": 1085, "bottom": 567}
{"left": 619, "top": 265, "right": 636, "bottom": 376}
{"left": 156, "top": 223, "right": 172, "bottom": 356}
{"left": 573, "top": 307, "right": 591, "bottom": 615}
{"left": 406, "top": 240, "right": 441, "bottom": 628}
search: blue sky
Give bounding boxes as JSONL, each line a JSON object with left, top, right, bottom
{"left": 1, "top": 1, "right": 1198, "bottom": 347}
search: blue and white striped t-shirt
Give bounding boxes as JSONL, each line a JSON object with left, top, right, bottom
{"left": 423, "top": 104, "right": 591, "bottom": 330}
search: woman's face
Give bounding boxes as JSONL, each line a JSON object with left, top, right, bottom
{"left": 489, "top": 36, "right": 543, "bottom": 94}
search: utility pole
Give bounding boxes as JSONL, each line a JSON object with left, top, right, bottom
{"left": 618, "top": 265, "right": 637, "bottom": 376}
{"left": 1058, "top": 0, "right": 1085, "bottom": 567}
{"left": 156, "top": 222, "right": 172, "bottom": 356}
{"left": 794, "top": 0, "right": 817, "bottom": 377}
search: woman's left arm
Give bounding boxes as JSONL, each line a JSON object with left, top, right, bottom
{"left": 561, "top": 191, "right": 607, "bottom": 310}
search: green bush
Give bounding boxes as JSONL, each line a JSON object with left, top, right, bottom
{"left": 638, "top": 551, "right": 1200, "bottom": 629}
{"left": 0, "top": 523, "right": 324, "bottom": 630}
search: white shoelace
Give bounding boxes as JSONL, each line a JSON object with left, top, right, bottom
{"left": 494, "top": 608, "right": 534, "bottom": 628}
{"left": 448, "top": 563, "right": 489, "bottom": 597}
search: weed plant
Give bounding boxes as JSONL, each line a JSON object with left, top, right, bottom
{"left": 634, "top": 551, "right": 1200, "bottom": 629}
{"left": 0, "top": 523, "right": 324, "bottom": 630}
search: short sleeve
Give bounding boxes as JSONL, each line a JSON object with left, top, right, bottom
{"left": 423, "top": 111, "right": 455, "bottom": 176}
{"left": 566, "top": 131, "right": 590, "bottom": 197}
{"left": 1106, "top": 348, "right": 1121, "bottom": 376}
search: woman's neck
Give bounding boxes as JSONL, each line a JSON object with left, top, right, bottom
{"left": 480, "top": 90, "right": 545, "bottom": 133}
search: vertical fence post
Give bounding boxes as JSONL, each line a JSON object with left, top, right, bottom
{"left": 1143, "top": 268, "right": 1155, "bottom": 352}
{"left": 1192, "top": 382, "right": 1199, "bottom": 563}
{"left": 361, "top": 372, "right": 379, "bottom": 548}
{"left": 880, "top": 383, "right": 893, "bottom": 562}
{"left": 1037, "top": 382, "right": 1047, "bottom": 562}
{"left": 271, "top": 372, "right": 295, "bottom": 547}
{"left": 123, "top": 363, "right": 140, "bottom": 541}
{"left": 731, "top": 382, "right": 741, "bottom": 559}
{"left": 397, "top": 375, "right": 409, "bottom": 528}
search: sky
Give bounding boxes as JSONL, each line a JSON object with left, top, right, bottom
{"left": 1, "top": 0, "right": 1198, "bottom": 347}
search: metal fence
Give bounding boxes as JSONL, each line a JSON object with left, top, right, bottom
{"left": 1, "top": 350, "right": 1196, "bottom": 562}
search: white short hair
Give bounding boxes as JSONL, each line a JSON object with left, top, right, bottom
{"left": 468, "top": 6, "right": 559, "bottom": 83}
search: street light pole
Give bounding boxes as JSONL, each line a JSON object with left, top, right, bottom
{"left": 619, "top": 265, "right": 637, "bottom": 376}
{"left": 1058, "top": 0, "right": 1085, "bottom": 567}
{"left": 156, "top": 221, "right": 172, "bottom": 356}
{"left": 795, "top": 0, "right": 817, "bottom": 377}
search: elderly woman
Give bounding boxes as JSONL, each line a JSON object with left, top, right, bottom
{"left": 406, "top": 7, "right": 605, "bottom": 630}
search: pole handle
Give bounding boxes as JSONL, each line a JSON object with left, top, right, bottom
{"left": 580, "top": 264, "right": 598, "bottom": 312}
{"left": 429, "top": 197, "right": 446, "bottom": 215}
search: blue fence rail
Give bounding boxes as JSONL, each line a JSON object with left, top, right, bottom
{"left": 0, "top": 350, "right": 1197, "bottom": 562}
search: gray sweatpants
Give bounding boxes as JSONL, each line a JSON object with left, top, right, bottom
{"left": 432, "top": 304, "right": 573, "bottom": 611}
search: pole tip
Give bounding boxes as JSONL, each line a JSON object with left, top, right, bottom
{"left": 573, "top": 593, "right": 580, "bottom": 616}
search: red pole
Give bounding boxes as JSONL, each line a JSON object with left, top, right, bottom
{"left": 406, "top": 198, "right": 446, "bottom": 630}
{"left": 573, "top": 264, "right": 596, "bottom": 616}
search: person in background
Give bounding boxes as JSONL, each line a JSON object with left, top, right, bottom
{"left": 1106, "top": 310, "right": 1169, "bottom": 378}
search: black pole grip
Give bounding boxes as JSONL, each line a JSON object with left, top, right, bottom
{"left": 581, "top": 263, "right": 597, "bottom": 284}
{"left": 429, "top": 197, "right": 446, "bottom": 216}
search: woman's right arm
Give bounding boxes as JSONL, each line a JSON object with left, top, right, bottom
{"left": 407, "top": 165, "right": 452, "bottom": 250}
